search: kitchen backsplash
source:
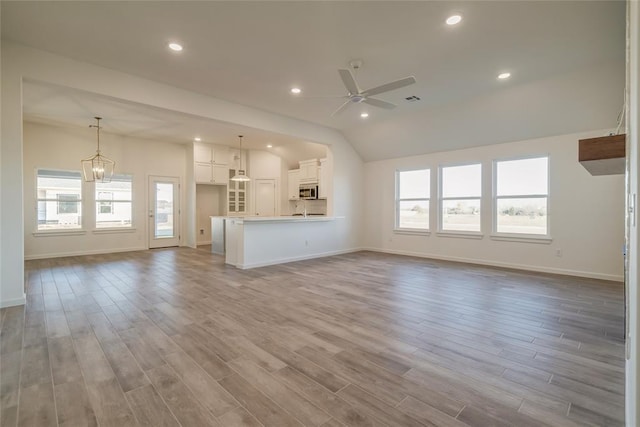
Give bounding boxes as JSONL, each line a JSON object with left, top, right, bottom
{"left": 291, "top": 199, "right": 327, "bottom": 215}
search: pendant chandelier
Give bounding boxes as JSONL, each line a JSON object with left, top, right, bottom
{"left": 231, "top": 135, "right": 250, "bottom": 182}
{"left": 81, "top": 117, "right": 115, "bottom": 183}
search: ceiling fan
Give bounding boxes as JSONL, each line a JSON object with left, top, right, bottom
{"left": 330, "top": 60, "right": 416, "bottom": 117}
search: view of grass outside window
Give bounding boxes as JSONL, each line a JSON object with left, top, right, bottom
{"left": 396, "top": 169, "right": 430, "bottom": 230}
{"left": 440, "top": 163, "right": 481, "bottom": 232}
{"left": 37, "top": 169, "right": 83, "bottom": 230}
{"left": 96, "top": 175, "right": 133, "bottom": 228}
{"left": 495, "top": 156, "right": 548, "bottom": 235}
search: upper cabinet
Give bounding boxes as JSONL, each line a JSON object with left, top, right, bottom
{"left": 194, "top": 143, "right": 229, "bottom": 184}
{"left": 194, "top": 143, "right": 228, "bottom": 165}
{"left": 298, "top": 159, "right": 319, "bottom": 183}
{"left": 194, "top": 144, "right": 213, "bottom": 163}
{"left": 288, "top": 169, "right": 300, "bottom": 200}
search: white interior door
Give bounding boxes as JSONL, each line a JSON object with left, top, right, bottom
{"left": 255, "top": 179, "right": 276, "bottom": 217}
{"left": 149, "top": 176, "right": 180, "bottom": 248}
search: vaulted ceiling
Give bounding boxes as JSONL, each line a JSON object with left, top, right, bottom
{"left": 1, "top": 1, "right": 626, "bottom": 161}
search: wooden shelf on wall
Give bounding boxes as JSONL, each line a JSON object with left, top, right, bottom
{"left": 578, "top": 134, "right": 626, "bottom": 176}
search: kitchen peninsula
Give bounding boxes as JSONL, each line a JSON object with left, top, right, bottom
{"left": 212, "top": 215, "right": 341, "bottom": 269}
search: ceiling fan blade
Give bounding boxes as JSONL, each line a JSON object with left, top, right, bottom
{"left": 338, "top": 69, "right": 360, "bottom": 95}
{"left": 298, "top": 95, "right": 348, "bottom": 99}
{"left": 331, "top": 100, "right": 352, "bottom": 117}
{"left": 363, "top": 97, "right": 396, "bottom": 110}
{"left": 362, "top": 76, "right": 416, "bottom": 97}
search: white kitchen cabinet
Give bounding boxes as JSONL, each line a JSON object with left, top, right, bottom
{"left": 298, "top": 159, "right": 319, "bottom": 183}
{"left": 213, "top": 165, "right": 228, "bottom": 183}
{"left": 318, "top": 158, "right": 328, "bottom": 199}
{"left": 195, "top": 162, "right": 212, "bottom": 183}
{"left": 194, "top": 143, "right": 229, "bottom": 165}
{"left": 288, "top": 169, "right": 300, "bottom": 200}
{"left": 213, "top": 145, "right": 228, "bottom": 165}
{"left": 194, "top": 143, "right": 213, "bottom": 163}
{"left": 194, "top": 143, "right": 229, "bottom": 185}
{"left": 195, "top": 162, "right": 228, "bottom": 184}
{"left": 228, "top": 168, "right": 247, "bottom": 214}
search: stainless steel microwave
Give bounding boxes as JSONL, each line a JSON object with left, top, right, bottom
{"left": 299, "top": 184, "right": 318, "bottom": 200}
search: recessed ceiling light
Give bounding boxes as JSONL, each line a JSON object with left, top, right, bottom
{"left": 498, "top": 72, "right": 511, "bottom": 80}
{"left": 360, "top": 112, "right": 369, "bottom": 118}
{"left": 290, "top": 87, "right": 301, "bottom": 94}
{"left": 168, "top": 42, "right": 183, "bottom": 52}
{"left": 194, "top": 137, "right": 201, "bottom": 142}
{"left": 446, "top": 15, "right": 462, "bottom": 25}
{"left": 266, "top": 144, "right": 273, "bottom": 148}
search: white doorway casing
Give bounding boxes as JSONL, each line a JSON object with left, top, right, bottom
{"left": 148, "top": 176, "right": 181, "bottom": 248}
{"left": 255, "top": 179, "right": 276, "bottom": 217}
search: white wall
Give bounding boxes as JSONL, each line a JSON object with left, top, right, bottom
{"left": 23, "top": 121, "right": 187, "bottom": 259}
{"left": 364, "top": 129, "right": 625, "bottom": 281}
{"left": 626, "top": 1, "right": 639, "bottom": 424}
{"left": 196, "top": 184, "right": 224, "bottom": 245}
{"left": 248, "top": 150, "right": 282, "bottom": 216}
{"left": 0, "top": 41, "right": 364, "bottom": 307}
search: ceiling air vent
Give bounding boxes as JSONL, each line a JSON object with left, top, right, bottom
{"left": 405, "top": 96, "right": 421, "bottom": 102}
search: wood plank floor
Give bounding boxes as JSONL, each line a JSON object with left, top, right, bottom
{"left": 1, "top": 248, "right": 625, "bottom": 426}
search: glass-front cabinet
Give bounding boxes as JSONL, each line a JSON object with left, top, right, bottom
{"left": 228, "top": 169, "right": 247, "bottom": 214}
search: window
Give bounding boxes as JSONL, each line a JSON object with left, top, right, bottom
{"left": 495, "top": 156, "right": 549, "bottom": 235}
{"left": 58, "top": 194, "right": 79, "bottom": 214}
{"left": 440, "top": 163, "right": 482, "bottom": 232}
{"left": 97, "top": 192, "right": 113, "bottom": 214}
{"left": 96, "top": 174, "right": 133, "bottom": 228}
{"left": 37, "top": 169, "right": 83, "bottom": 230}
{"left": 395, "top": 169, "right": 430, "bottom": 230}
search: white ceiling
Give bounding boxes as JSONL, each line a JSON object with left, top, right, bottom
{"left": 22, "top": 80, "right": 327, "bottom": 168}
{"left": 2, "top": 1, "right": 626, "bottom": 161}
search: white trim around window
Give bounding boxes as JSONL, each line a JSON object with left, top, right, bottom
{"left": 438, "top": 162, "right": 482, "bottom": 235}
{"left": 35, "top": 168, "right": 84, "bottom": 232}
{"left": 394, "top": 168, "right": 431, "bottom": 233}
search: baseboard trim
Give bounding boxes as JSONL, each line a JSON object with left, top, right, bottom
{"left": 25, "top": 246, "right": 147, "bottom": 261}
{"left": 1, "top": 294, "right": 26, "bottom": 308}
{"left": 360, "top": 247, "right": 623, "bottom": 282}
{"left": 237, "top": 247, "right": 362, "bottom": 269}
{"left": 196, "top": 240, "right": 212, "bottom": 246}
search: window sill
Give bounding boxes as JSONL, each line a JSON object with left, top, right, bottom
{"left": 393, "top": 228, "right": 430, "bottom": 236}
{"left": 92, "top": 228, "right": 137, "bottom": 234}
{"left": 436, "top": 231, "right": 484, "bottom": 240}
{"left": 490, "top": 234, "right": 552, "bottom": 244}
{"left": 33, "top": 230, "right": 86, "bottom": 237}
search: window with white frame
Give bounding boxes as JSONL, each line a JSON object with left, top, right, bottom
{"left": 37, "top": 169, "right": 83, "bottom": 230}
{"left": 495, "top": 156, "right": 549, "bottom": 235}
{"left": 396, "top": 169, "right": 430, "bottom": 230}
{"left": 96, "top": 174, "right": 133, "bottom": 228}
{"left": 440, "top": 163, "right": 482, "bottom": 232}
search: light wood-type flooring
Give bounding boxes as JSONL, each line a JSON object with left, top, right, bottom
{"left": 1, "top": 248, "right": 625, "bottom": 426}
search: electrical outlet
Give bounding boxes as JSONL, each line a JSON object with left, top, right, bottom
{"left": 555, "top": 249, "right": 562, "bottom": 257}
